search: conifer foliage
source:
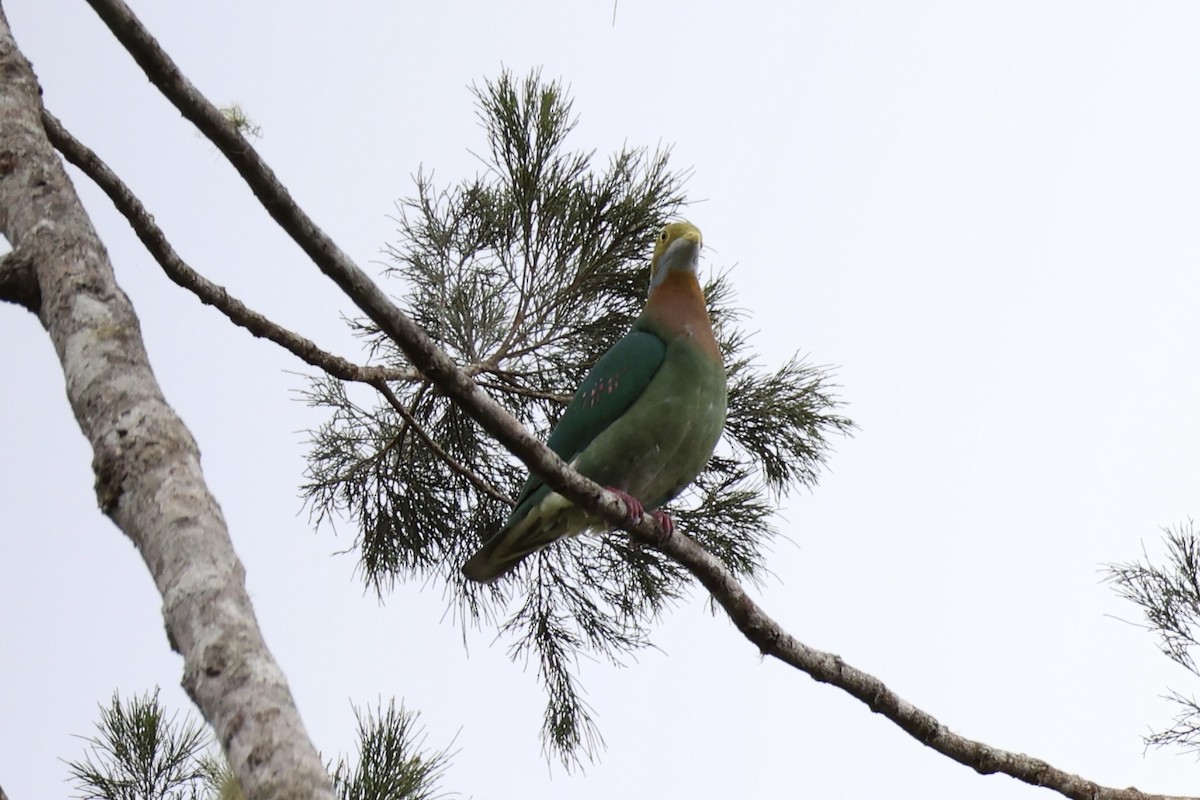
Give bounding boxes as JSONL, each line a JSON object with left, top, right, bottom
{"left": 302, "top": 69, "right": 854, "bottom": 764}
{"left": 66, "top": 692, "right": 452, "bottom": 800}
{"left": 1109, "top": 521, "right": 1200, "bottom": 753}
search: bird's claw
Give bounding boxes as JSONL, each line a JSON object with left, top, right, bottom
{"left": 605, "top": 487, "right": 644, "bottom": 524}
{"left": 626, "top": 510, "right": 674, "bottom": 551}
{"left": 605, "top": 489, "right": 674, "bottom": 545}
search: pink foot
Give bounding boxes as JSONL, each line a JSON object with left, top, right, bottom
{"left": 604, "top": 487, "right": 644, "bottom": 524}
{"left": 650, "top": 510, "right": 674, "bottom": 536}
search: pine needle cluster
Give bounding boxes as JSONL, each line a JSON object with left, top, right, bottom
{"left": 1108, "top": 520, "right": 1200, "bottom": 752}
{"left": 65, "top": 689, "right": 212, "bottom": 800}
{"left": 66, "top": 692, "right": 453, "bottom": 800}
{"left": 302, "top": 68, "right": 854, "bottom": 765}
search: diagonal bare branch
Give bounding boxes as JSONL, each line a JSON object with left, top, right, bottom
{"left": 653, "top": 529, "right": 1192, "bottom": 800}
{"left": 40, "top": 110, "right": 412, "bottom": 385}
{"left": 79, "top": 0, "right": 1193, "bottom": 798}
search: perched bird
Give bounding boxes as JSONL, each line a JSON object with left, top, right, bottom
{"left": 462, "top": 221, "right": 727, "bottom": 583}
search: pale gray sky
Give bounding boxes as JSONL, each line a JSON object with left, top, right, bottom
{"left": 3, "top": 2, "right": 1200, "bottom": 798}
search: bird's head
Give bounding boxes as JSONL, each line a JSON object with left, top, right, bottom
{"left": 648, "top": 221, "right": 703, "bottom": 293}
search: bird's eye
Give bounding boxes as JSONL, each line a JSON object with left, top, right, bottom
{"left": 659, "top": 229, "right": 669, "bottom": 242}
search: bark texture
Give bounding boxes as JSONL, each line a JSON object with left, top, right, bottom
{"left": 0, "top": 8, "right": 334, "bottom": 800}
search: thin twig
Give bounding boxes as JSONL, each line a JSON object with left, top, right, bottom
{"left": 370, "top": 378, "right": 511, "bottom": 505}
{"left": 81, "top": 1, "right": 1193, "bottom": 798}
{"left": 476, "top": 378, "right": 571, "bottom": 405}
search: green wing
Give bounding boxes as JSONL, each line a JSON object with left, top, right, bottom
{"left": 508, "top": 330, "right": 666, "bottom": 515}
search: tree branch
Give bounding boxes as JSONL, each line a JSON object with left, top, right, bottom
{"left": 0, "top": 11, "right": 334, "bottom": 800}
{"left": 43, "top": 110, "right": 510, "bottom": 500}
{"left": 371, "top": 378, "right": 512, "bottom": 506}
{"left": 39, "top": 110, "right": 408, "bottom": 385}
{"left": 80, "top": 1, "right": 1193, "bottom": 798}
{"left": 477, "top": 376, "right": 571, "bottom": 405}
{"left": 83, "top": 0, "right": 596, "bottom": 533}
{"left": 653, "top": 531, "right": 1192, "bottom": 800}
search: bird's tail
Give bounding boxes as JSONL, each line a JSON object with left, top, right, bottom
{"left": 461, "top": 493, "right": 585, "bottom": 583}
{"left": 461, "top": 539, "right": 532, "bottom": 584}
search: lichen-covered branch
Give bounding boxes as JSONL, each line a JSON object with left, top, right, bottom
{"left": 77, "top": 0, "right": 1195, "bottom": 797}
{"left": 0, "top": 10, "right": 334, "bottom": 800}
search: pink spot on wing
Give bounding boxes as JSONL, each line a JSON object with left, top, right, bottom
{"left": 585, "top": 372, "right": 622, "bottom": 406}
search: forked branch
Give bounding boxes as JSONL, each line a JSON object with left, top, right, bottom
{"left": 43, "top": 111, "right": 507, "bottom": 503}
{"left": 41, "top": 111, "right": 412, "bottom": 385}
